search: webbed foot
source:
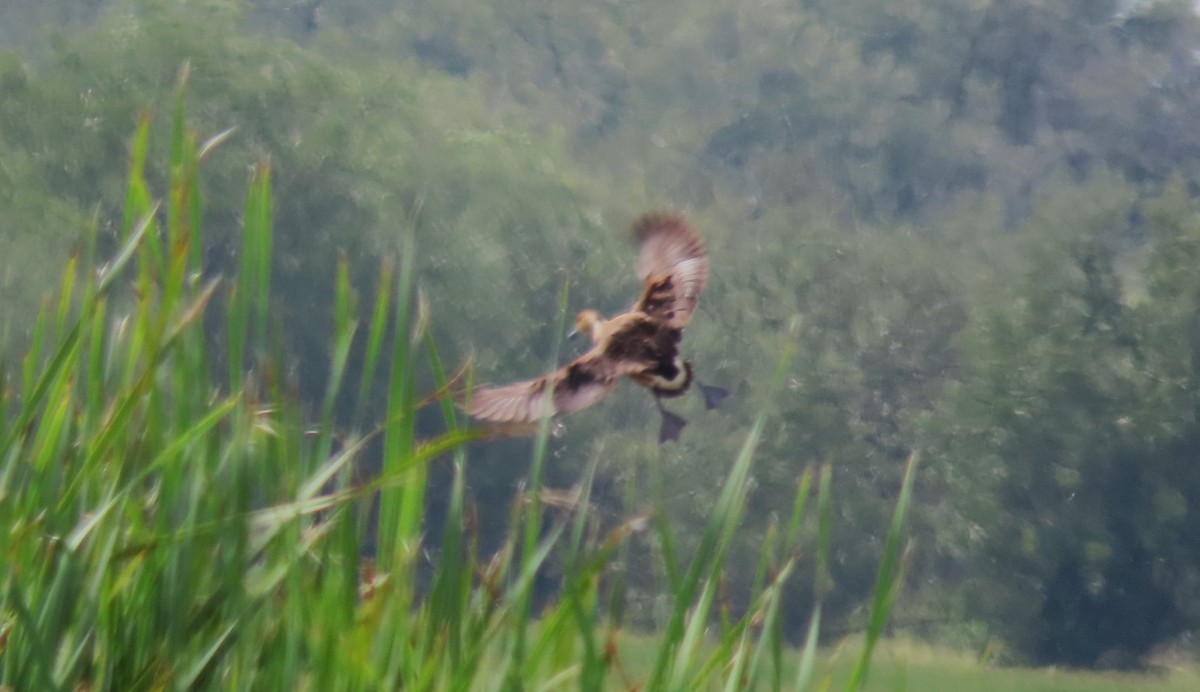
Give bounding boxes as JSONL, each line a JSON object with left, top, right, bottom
{"left": 699, "top": 383, "right": 730, "bottom": 410}
{"left": 658, "top": 408, "right": 688, "bottom": 443}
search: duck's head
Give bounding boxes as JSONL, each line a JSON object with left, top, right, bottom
{"left": 569, "top": 309, "right": 605, "bottom": 343}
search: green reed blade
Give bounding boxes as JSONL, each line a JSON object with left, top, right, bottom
{"left": 846, "top": 453, "right": 918, "bottom": 691}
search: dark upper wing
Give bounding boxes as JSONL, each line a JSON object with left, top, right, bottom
{"left": 468, "top": 353, "right": 623, "bottom": 422}
{"left": 602, "top": 312, "right": 682, "bottom": 366}
{"left": 630, "top": 212, "right": 709, "bottom": 329}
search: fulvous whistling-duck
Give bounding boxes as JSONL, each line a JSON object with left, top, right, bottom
{"left": 468, "top": 212, "right": 727, "bottom": 442}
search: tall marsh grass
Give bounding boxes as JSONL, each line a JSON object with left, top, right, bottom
{"left": 0, "top": 77, "right": 914, "bottom": 690}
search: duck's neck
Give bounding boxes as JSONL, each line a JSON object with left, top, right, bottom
{"left": 575, "top": 311, "right": 607, "bottom": 345}
{"left": 586, "top": 316, "right": 607, "bottom": 344}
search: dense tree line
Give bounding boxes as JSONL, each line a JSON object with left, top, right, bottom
{"left": 4, "top": 0, "right": 1200, "bottom": 668}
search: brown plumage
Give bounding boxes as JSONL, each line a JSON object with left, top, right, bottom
{"left": 468, "top": 212, "right": 727, "bottom": 442}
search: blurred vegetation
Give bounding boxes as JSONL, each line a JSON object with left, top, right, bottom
{"left": 4, "top": 0, "right": 1200, "bottom": 671}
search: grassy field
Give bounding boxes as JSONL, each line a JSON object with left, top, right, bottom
{"left": 825, "top": 640, "right": 1200, "bottom": 692}
{"left": 609, "top": 633, "right": 1200, "bottom": 691}
{"left": 849, "top": 663, "right": 1200, "bottom": 692}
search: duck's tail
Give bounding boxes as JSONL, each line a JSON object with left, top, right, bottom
{"left": 648, "top": 359, "right": 693, "bottom": 399}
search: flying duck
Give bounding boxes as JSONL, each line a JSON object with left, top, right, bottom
{"left": 468, "top": 212, "right": 727, "bottom": 442}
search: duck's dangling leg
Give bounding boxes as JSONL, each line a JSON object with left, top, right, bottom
{"left": 698, "top": 382, "right": 730, "bottom": 410}
{"left": 655, "top": 397, "right": 688, "bottom": 444}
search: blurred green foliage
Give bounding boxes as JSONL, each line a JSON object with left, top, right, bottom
{"left": 5, "top": 0, "right": 1200, "bottom": 669}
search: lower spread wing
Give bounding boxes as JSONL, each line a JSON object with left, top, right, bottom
{"left": 631, "top": 212, "right": 709, "bottom": 328}
{"left": 469, "top": 354, "right": 621, "bottom": 422}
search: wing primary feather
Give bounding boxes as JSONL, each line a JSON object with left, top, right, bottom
{"left": 631, "top": 212, "right": 709, "bottom": 328}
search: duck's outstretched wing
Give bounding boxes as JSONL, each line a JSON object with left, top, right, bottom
{"left": 469, "top": 354, "right": 623, "bottom": 423}
{"left": 631, "top": 212, "right": 709, "bottom": 329}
